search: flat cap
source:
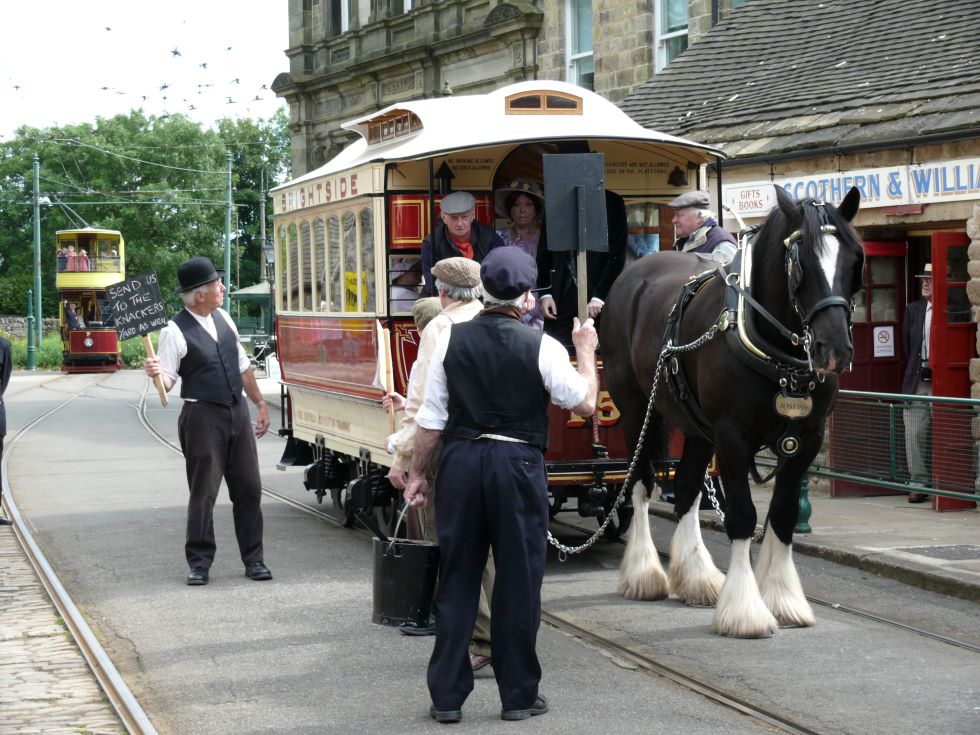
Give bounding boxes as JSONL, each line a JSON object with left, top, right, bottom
{"left": 667, "top": 190, "right": 711, "bottom": 209}
{"left": 432, "top": 256, "right": 481, "bottom": 288}
{"left": 412, "top": 297, "right": 443, "bottom": 332}
{"left": 480, "top": 246, "right": 537, "bottom": 301}
{"left": 439, "top": 191, "right": 476, "bottom": 215}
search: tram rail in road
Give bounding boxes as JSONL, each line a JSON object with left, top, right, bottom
{"left": 2, "top": 376, "right": 157, "bottom": 735}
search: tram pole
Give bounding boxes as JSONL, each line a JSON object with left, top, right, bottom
{"left": 224, "top": 151, "right": 233, "bottom": 311}
{"left": 32, "top": 154, "right": 43, "bottom": 347}
{"left": 26, "top": 289, "right": 36, "bottom": 371}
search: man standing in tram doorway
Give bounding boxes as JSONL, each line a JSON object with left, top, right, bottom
{"left": 143, "top": 257, "right": 273, "bottom": 585}
{"left": 0, "top": 334, "right": 12, "bottom": 525}
{"left": 420, "top": 191, "right": 504, "bottom": 297}
{"left": 902, "top": 263, "right": 933, "bottom": 503}
{"left": 404, "top": 247, "right": 598, "bottom": 723}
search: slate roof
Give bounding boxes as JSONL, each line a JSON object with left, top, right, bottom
{"left": 620, "top": 0, "right": 980, "bottom": 161}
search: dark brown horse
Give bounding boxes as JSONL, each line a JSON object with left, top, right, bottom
{"left": 600, "top": 186, "right": 863, "bottom": 638}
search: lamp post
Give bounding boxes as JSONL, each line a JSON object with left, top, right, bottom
{"left": 32, "top": 155, "right": 42, "bottom": 347}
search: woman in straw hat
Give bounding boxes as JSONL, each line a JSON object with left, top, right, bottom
{"left": 495, "top": 178, "right": 546, "bottom": 329}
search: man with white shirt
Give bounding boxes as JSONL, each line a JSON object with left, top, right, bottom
{"left": 902, "top": 263, "right": 933, "bottom": 503}
{"left": 404, "top": 247, "right": 598, "bottom": 723}
{"left": 143, "top": 257, "right": 272, "bottom": 585}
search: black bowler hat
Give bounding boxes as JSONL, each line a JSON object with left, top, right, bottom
{"left": 480, "top": 247, "right": 537, "bottom": 300}
{"left": 175, "top": 257, "right": 224, "bottom": 294}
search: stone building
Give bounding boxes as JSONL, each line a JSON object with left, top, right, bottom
{"left": 273, "top": 0, "right": 745, "bottom": 176}
{"left": 621, "top": 0, "right": 980, "bottom": 505}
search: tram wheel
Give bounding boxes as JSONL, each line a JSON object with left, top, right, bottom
{"left": 331, "top": 482, "right": 357, "bottom": 528}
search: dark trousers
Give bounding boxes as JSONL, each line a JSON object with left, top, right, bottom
{"left": 177, "top": 398, "right": 264, "bottom": 569}
{"left": 427, "top": 438, "right": 548, "bottom": 712}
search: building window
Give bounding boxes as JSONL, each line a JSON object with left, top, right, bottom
{"left": 656, "top": 0, "right": 688, "bottom": 71}
{"left": 329, "top": 0, "right": 349, "bottom": 36}
{"left": 566, "top": 0, "right": 594, "bottom": 91}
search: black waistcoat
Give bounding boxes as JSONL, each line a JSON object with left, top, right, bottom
{"left": 443, "top": 313, "right": 550, "bottom": 450}
{"left": 174, "top": 309, "right": 244, "bottom": 405}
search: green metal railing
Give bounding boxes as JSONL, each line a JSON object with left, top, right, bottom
{"left": 758, "top": 389, "right": 979, "bottom": 504}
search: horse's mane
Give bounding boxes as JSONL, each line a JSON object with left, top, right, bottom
{"left": 753, "top": 197, "right": 861, "bottom": 275}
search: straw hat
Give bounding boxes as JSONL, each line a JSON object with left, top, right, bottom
{"left": 495, "top": 178, "right": 544, "bottom": 218}
{"left": 915, "top": 263, "right": 933, "bottom": 278}
{"left": 389, "top": 257, "right": 421, "bottom": 284}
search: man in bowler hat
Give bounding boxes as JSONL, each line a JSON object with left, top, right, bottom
{"left": 420, "top": 190, "right": 504, "bottom": 297}
{"left": 405, "top": 247, "right": 599, "bottom": 722}
{"left": 0, "top": 335, "right": 12, "bottom": 525}
{"left": 143, "top": 257, "right": 272, "bottom": 585}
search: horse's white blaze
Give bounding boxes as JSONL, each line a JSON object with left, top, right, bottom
{"left": 711, "top": 539, "right": 778, "bottom": 638}
{"left": 618, "top": 482, "right": 669, "bottom": 600}
{"left": 668, "top": 493, "right": 725, "bottom": 606}
{"left": 818, "top": 233, "right": 841, "bottom": 289}
{"left": 756, "top": 532, "right": 815, "bottom": 628}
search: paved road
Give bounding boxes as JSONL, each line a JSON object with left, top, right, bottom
{"left": 4, "top": 371, "right": 979, "bottom": 734}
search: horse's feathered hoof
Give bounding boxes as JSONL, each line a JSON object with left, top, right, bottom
{"left": 710, "top": 607, "right": 778, "bottom": 639}
{"left": 771, "top": 602, "right": 816, "bottom": 629}
{"left": 618, "top": 567, "right": 670, "bottom": 601}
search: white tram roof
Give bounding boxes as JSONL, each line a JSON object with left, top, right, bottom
{"left": 274, "top": 80, "right": 724, "bottom": 191}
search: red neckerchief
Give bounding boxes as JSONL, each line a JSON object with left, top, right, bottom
{"left": 450, "top": 232, "right": 474, "bottom": 260}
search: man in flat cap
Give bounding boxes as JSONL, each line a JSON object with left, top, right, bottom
{"left": 420, "top": 191, "right": 504, "bottom": 297}
{"left": 144, "top": 257, "right": 272, "bottom": 586}
{"left": 667, "top": 189, "right": 737, "bottom": 263}
{"left": 405, "top": 247, "right": 598, "bottom": 723}
{"left": 385, "top": 258, "right": 491, "bottom": 650}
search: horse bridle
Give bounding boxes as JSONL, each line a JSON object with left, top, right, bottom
{"left": 783, "top": 204, "right": 854, "bottom": 327}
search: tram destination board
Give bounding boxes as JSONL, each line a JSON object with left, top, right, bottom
{"left": 106, "top": 272, "right": 168, "bottom": 341}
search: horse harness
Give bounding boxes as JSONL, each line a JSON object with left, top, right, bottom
{"left": 662, "top": 201, "right": 853, "bottom": 459}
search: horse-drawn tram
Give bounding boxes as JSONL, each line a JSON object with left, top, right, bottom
{"left": 269, "top": 80, "right": 724, "bottom": 537}
{"left": 55, "top": 227, "right": 125, "bottom": 373}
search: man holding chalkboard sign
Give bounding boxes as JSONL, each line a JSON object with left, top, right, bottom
{"left": 143, "top": 257, "right": 272, "bottom": 587}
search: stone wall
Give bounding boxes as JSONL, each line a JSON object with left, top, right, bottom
{"left": 0, "top": 317, "right": 60, "bottom": 339}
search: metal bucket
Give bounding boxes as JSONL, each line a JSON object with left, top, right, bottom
{"left": 372, "top": 537, "right": 439, "bottom": 627}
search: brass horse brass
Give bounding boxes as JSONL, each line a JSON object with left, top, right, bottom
{"left": 774, "top": 393, "right": 813, "bottom": 418}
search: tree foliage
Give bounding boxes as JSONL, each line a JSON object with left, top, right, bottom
{"left": 0, "top": 108, "right": 290, "bottom": 316}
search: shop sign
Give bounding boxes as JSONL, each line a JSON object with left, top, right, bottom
{"left": 724, "top": 156, "right": 980, "bottom": 218}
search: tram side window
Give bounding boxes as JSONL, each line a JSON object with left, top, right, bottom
{"left": 360, "top": 208, "right": 376, "bottom": 312}
{"left": 286, "top": 223, "right": 298, "bottom": 311}
{"left": 57, "top": 240, "right": 76, "bottom": 272}
{"left": 342, "top": 211, "right": 361, "bottom": 311}
{"left": 275, "top": 224, "right": 288, "bottom": 311}
{"left": 326, "top": 215, "right": 343, "bottom": 311}
{"left": 314, "top": 218, "right": 326, "bottom": 311}
{"left": 300, "top": 221, "right": 314, "bottom": 311}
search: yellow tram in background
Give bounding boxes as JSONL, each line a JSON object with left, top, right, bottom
{"left": 270, "top": 80, "right": 722, "bottom": 535}
{"left": 55, "top": 227, "right": 125, "bottom": 372}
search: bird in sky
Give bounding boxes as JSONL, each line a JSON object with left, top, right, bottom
{"left": 159, "top": 83, "right": 169, "bottom": 91}
{"left": 171, "top": 48, "right": 181, "bottom": 57}
{"left": 230, "top": 78, "right": 240, "bottom": 84}
{"left": 199, "top": 62, "right": 208, "bottom": 69}
{"left": 227, "top": 97, "right": 236, "bottom": 104}
{"left": 105, "top": 26, "right": 111, "bottom": 31}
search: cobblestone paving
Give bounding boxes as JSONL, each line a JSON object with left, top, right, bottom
{"left": 0, "top": 528, "right": 125, "bottom": 735}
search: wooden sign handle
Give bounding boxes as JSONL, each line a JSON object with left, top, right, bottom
{"left": 383, "top": 327, "right": 395, "bottom": 433}
{"left": 143, "top": 334, "right": 169, "bottom": 407}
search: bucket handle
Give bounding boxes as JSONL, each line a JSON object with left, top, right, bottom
{"left": 386, "top": 504, "right": 410, "bottom": 555}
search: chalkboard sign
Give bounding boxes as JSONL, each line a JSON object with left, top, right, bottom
{"left": 105, "top": 272, "right": 169, "bottom": 341}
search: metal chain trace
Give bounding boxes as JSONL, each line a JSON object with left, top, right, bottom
{"left": 547, "top": 322, "right": 721, "bottom": 559}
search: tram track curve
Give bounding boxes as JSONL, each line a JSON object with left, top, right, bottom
{"left": 2, "top": 374, "right": 157, "bottom": 735}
